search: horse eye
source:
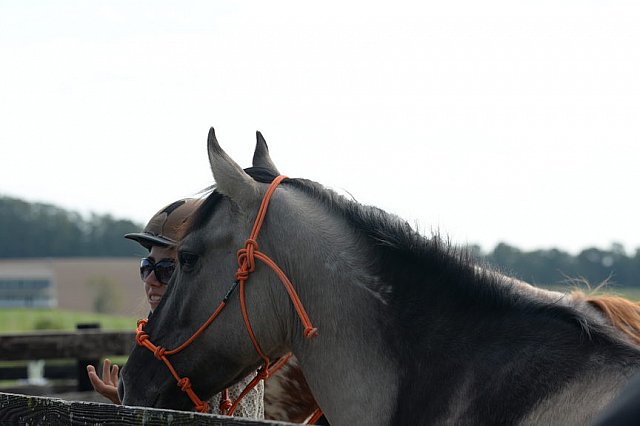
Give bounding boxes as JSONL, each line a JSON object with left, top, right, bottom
{"left": 178, "top": 251, "right": 198, "bottom": 270}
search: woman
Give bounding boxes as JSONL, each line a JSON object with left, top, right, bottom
{"left": 86, "top": 198, "right": 264, "bottom": 418}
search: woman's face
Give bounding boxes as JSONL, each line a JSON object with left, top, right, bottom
{"left": 144, "top": 245, "right": 176, "bottom": 312}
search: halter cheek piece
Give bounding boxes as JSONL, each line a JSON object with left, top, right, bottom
{"left": 135, "top": 175, "right": 320, "bottom": 418}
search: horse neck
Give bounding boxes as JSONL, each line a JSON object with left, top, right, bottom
{"left": 277, "top": 241, "right": 399, "bottom": 425}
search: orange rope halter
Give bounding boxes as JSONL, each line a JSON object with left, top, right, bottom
{"left": 135, "top": 175, "right": 321, "bottom": 419}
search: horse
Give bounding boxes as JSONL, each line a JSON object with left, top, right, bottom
{"left": 121, "top": 128, "right": 640, "bottom": 425}
{"left": 264, "top": 355, "right": 324, "bottom": 423}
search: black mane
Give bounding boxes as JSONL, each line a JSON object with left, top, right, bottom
{"left": 191, "top": 171, "right": 611, "bottom": 339}
{"left": 284, "top": 177, "right": 510, "bottom": 306}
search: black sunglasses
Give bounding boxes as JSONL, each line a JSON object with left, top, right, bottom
{"left": 140, "top": 257, "right": 176, "bottom": 285}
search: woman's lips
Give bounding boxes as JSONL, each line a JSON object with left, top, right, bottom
{"left": 148, "top": 294, "right": 163, "bottom": 308}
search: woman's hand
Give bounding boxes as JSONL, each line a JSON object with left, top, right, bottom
{"left": 87, "top": 358, "right": 121, "bottom": 404}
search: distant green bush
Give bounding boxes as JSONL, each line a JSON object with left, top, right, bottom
{"left": 33, "top": 317, "right": 64, "bottom": 330}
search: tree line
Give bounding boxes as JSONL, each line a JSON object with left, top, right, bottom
{"left": 0, "top": 195, "right": 145, "bottom": 258}
{"left": 473, "top": 243, "right": 640, "bottom": 289}
{"left": 1, "top": 195, "right": 639, "bottom": 287}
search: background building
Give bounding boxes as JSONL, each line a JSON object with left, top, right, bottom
{"left": 0, "top": 258, "right": 146, "bottom": 317}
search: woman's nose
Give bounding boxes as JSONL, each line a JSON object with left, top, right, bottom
{"left": 144, "top": 271, "right": 163, "bottom": 287}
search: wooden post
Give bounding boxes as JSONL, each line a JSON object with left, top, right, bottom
{"left": 76, "top": 323, "right": 101, "bottom": 391}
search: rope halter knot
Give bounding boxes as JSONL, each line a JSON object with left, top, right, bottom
{"left": 194, "top": 400, "right": 210, "bottom": 413}
{"left": 177, "top": 377, "right": 192, "bottom": 392}
{"left": 219, "top": 389, "right": 233, "bottom": 414}
{"left": 135, "top": 331, "right": 149, "bottom": 345}
{"left": 236, "top": 238, "right": 258, "bottom": 280}
{"left": 135, "top": 319, "right": 151, "bottom": 346}
{"left": 304, "top": 326, "right": 320, "bottom": 339}
{"left": 153, "top": 346, "right": 166, "bottom": 360}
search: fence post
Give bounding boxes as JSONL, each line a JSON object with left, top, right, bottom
{"left": 76, "top": 323, "right": 100, "bottom": 391}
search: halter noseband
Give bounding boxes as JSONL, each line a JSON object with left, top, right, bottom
{"left": 135, "top": 175, "right": 318, "bottom": 415}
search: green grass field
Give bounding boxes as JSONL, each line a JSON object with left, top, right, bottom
{"left": 0, "top": 308, "right": 138, "bottom": 333}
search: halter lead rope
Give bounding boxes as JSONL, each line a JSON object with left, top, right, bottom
{"left": 135, "top": 175, "right": 320, "bottom": 418}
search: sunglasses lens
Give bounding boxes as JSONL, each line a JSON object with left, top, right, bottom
{"left": 139, "top": 258, "right": 175, "bottom": 284}
{"left": 154, "top": 261, "right": 176, "bottom": 285}
{"left": 140, "top": 258, "right": 154, "bottom": 281}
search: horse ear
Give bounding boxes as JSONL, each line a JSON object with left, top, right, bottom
{"left": 207, "top": 127, "right": 260, "bottom": 205}
{"left": 252, "top": 131, "right": 280, "bottom": 174}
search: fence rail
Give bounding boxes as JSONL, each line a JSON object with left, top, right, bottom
{"left": 0, "top": 328, "right": 135, "bottom": 392}
{"left": 0, "top": 392, "right": 291, "bottom": 425}
{"left": 0, "top": 364, "right": 77, "bottom": 381}
{"left": 0, "top": 331, "right": 303, "bottom": 424}
{"left": 0, "top": 329, "right": 135, "bottom": 360}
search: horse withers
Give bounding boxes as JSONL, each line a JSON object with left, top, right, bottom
{"left": 121, "top": 128, "right": 640, "bottom": 425}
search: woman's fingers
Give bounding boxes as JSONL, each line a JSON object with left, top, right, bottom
{"left": 87, "top": 361, "right": 122, "bottom": 404}
{"left": 110, "top": 364, "right": 119, "bottom": 385}
{"left": 87, "top": 364, "right": 106, "bottom": 391}
{"left": 102, "top": 359, "right": 113, "bottom": 384}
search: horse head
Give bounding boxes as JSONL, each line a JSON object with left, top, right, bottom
{"left": 120, "top": 128, "right": 332, "bottom": 412}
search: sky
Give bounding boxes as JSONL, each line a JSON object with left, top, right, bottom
{"left": 1, "top": 1, "right": 639, "bottom": 254}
